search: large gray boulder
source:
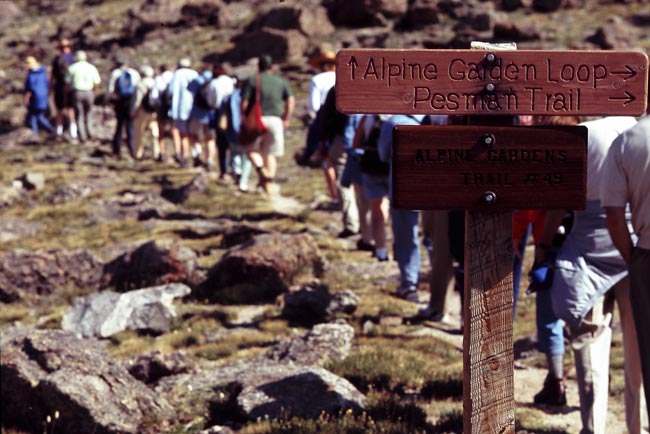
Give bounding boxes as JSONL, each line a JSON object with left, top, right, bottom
{"left": 62, "top": 283, "right": 191, "bottom": 338}
{"left": 1, "top": 327, "right": 172, "bottom": 434}
{"left": 156, "top": 359, "right": 366, "bottom": 423}
{"left": 0, "top": 248, "right": 103, "bottom": 302}
{"left": 199, "top": 233, "right": 326, "bottom": 304}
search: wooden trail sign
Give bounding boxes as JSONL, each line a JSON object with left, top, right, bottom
{"left": 392, "top": 125, "right": 588, "bottom": 210}
{"left": 336, "top": 49, "right": 649, "bottom": 116}
{"left": 336, "top": 44, "right": 646, "bottom": 433}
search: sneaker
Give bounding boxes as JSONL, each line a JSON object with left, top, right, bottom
{"left": 356, "top": 239, "right": 374, "bottom": 251}
{"left": 396, "top": 285, "right": 420, "bottom": 303}
{"left": 338, "top": 228, "right": 357, "bottom": 238}
{"left": 534, "top": 375, "right": 567, "bottom": 406}
{"left": 417, "top": 307, "right": 449, "bottom": 323}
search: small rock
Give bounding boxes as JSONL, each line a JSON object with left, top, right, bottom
{"left": 127, "top": 350, "right": 193, "bottom": 384}
{"left": 265, "top": 322, "right": 355, "bottom": 366}
{"left": 17, "top": 172, "right": 45, "bottom": 190}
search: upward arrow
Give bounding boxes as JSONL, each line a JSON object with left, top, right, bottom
{"left": 610, "top": 65, "right": 637, "bottom": 80}
{"left": 348, "top": 56, "right": 358, "bottom": 80}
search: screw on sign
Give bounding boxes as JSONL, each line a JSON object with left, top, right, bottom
{"left": 336, "top": 43, "right": 648, "bottom": 434}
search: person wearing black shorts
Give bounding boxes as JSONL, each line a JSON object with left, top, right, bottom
{"left": 51, "top": 38, "right": 77, "bottom": 139}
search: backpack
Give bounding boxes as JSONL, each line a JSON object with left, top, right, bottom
{"left": 359, "top": 116, "right": 389, "bottom": 177}
{"left": 116, "top": 70, "right": 136, "bottom": 98}
{"left": 142, "top": 87, "right": 160, "bottom": 113}
{"left": 54, "top": 55, "right": 70, "bottom": 82}
{"left": 216, "top": 94, "right": 230, "bottom": 132}
{"left": 195, "top": 78, "right": 216, "bottom": 110}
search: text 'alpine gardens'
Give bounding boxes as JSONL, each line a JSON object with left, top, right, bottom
{"left": 336, "top": 49, "right": 648, "bottom": 116}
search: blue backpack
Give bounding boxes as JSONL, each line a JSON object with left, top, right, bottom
{"left": 116, "top": 70, "right": 136, "bottom": 98}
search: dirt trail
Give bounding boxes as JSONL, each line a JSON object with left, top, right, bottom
{"left": 412, "top": 288, "right": 629, "bottom": 434}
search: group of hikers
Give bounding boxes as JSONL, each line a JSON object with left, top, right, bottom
{"left": 22, "top": 39, "right": 650, "bottom": 434}
{"left": 23, "top": 39, "right": 294, "bottom": 194}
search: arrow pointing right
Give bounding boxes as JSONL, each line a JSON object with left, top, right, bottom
{"left": 608, "top": 91, "right": 636, "bottom": 106}
{"left": 610, "top": 65, "right": 637, "bottom": 80}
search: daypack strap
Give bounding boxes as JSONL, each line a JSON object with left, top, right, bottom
{"left": 406, "top": 114, "right": 431, "bottom": 125}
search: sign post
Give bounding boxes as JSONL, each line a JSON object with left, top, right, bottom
{"left": 336, "top": 47, "right": 648, "bottom": 434}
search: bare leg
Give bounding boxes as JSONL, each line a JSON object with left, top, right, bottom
{"left": 322, "top": 159, "right": 339, "bottom": 200}
{"left": 369, "top": 197, "right": 387, "bottom": 250}
{"left": 264, "top": 154, "right": 278, "bottom": 179}
{"left": 172, "top": 126, "right": 182, "bottom": 157}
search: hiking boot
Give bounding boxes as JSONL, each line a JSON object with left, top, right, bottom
{"left": 396, "top": 285, "right": 420, "bottom": 303}
{"left": 417, "top": 307, "right": 449, "bottom": 323}
{"left": 534, "top": 375, "right": 567, "bottom": 406}
{"left": 356, "top": 239, "right": 374, "bottom": 252}
{"left": 337, "top": 228, "right": 357, "bottom": 238}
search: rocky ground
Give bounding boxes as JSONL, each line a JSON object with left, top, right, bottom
{"left": 1, "top": 0, "right": 648, "bottom": 433}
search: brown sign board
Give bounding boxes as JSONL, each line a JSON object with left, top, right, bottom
{"left": 392, "top": 125, "right": 587, "bottom": 210}
{"left": 336, "top": 49, "right": 649, "bottom": 116}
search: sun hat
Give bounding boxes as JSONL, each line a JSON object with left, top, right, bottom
{"left": 308, "top": 50, "right": 336, "bottom": 70}
{"left": 75, "top": 50, "right": 87, "bottom": 62}
{"left": 24, "top": 56, "right": 39, "bottom": 69}
{"left": 140, "top": 65, "right": 154, "bottom": 78}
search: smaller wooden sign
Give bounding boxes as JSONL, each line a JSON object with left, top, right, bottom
{"left": 392, "top": 125, "right": 587, "bottom": 210}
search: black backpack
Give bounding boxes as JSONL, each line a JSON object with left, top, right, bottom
{"left": 194, "top": 79, "right": 215, "bottom": 110}
{"left": 141, "top": 87, "right": 159, "bottom": 113}
{"left": 359, "top": 116, "right": 389, "bottom": 177}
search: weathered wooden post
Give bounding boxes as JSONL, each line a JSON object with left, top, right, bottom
{"left": 336, "top": 46, "right": 648, "bottom": 433}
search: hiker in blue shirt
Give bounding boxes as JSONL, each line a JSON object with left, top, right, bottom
{"left": 23, "top": 56, "right": 53, "bottom": 135}
{"left": 188, "top": 65, "right": 215, "bottom": 169}
{"left": 225, "top": 81, "right": 253, "bottom": 192}
{"left": 107, "top": 58, "right": 141, "bottom": 159}
{"left": 377, "top": 114, "right": 447, "bottom": 304}
{"left": 168, "top": 58, "right": 198, "bottom": 167}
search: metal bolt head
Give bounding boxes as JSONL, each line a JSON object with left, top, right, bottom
{"left": 486, "top": 53, "right": 496, "bottom": 62}
{"left": 482, "top": 191, "right": 497, "bottom": 204}
{"left": 485, "top": 83, "right": 496, "bottom": 92}
{"left": 481, "top": 133, "right": 496, "bottom": 147}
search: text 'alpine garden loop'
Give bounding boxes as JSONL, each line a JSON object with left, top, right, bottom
{"left": 336, "top": 49, "right": 649, "bottom": 116}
